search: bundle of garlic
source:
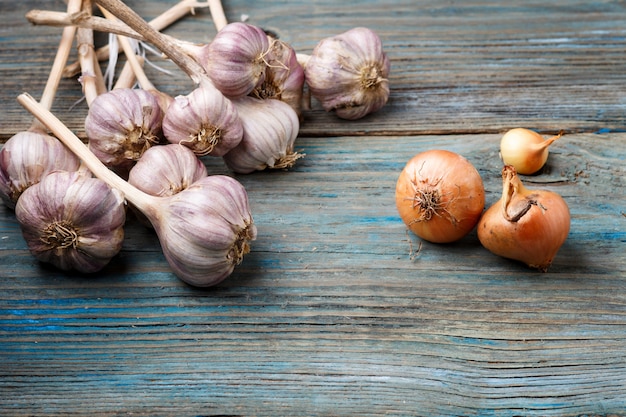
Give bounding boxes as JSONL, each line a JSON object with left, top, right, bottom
{"left": 6, "top": 0, "right": 392, "bottom": 285}
{"left": 19, "top": 93, "right": 257, "bottom": 287}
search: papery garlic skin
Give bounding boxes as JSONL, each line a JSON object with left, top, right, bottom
{"left": 15, "top": 170, "right": 126, "bottom": 273}
{"left": 477, "top": 165, "right": 570, "bottom": 272}
{"left": 224, "top": 97, "right": 302, "bottom": 174}
{"left": 86, "top": 88, "right": 164, "bottom": 176}
{"left": 0, "top": 130, "right": 82, "bottom": 209}
{"left": 128, "top": 144, "right": 207, "bottom": 197}
{"left": 154, "top": 175, "right": 257, "bottom": 287}
{"left": 200, "top": 22, "right": 270, "bottom": 98}
{"left": 251, "top": 37, "right": 305, "bottom": 117}
{"left": 162, "top": 85, "right": 244, "bottom": 157}
{"left": 304, "top": 27, "right": 390, "bottom": 120}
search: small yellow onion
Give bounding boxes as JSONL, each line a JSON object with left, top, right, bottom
{"left": 477, "top": 165, "right": 570, "bottom": 272}
{"left": 395, "top": 150, "right": 485, "bottom": 243}
{"left": 500, "top": 128, "right": 562, "bottom": 175}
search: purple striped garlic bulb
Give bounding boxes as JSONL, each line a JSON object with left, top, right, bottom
{"left": 15, "top": 170, "right": 126, "bottom": 273}
{"left": 199, "top": 22, "right": 271, "bottom": 98}
{"left": 85, "top": 88, "right": 164, "bottom": 177}
{"left": 128, "top": 143, "right": 208, "bottom": 228}
{"left": 303, "top": 27, "right": 390, "bottom": 120}
{"left": 0, "top": 130, "right": 81, "bottom": 209}
{"left": 162, "top": 84, "right": 243, "bottom": 157}
{"left": 251, "top": 36, "right": 305, "bottom": 117}
{"left": 152, "top": 175, "right": 257, "bottom": 287}
{"left": 128, "top": 144, "right": 207, "bottom": 197}
{"left": 223, "top": 97, "right": 302, "bottom": 174}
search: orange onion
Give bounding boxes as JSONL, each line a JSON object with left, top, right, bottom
{"left": 395, "top": 149, "right": 485, "bottom": 243}
{"left": 500, "top": 128, "right": 562, "bottom": 175}
{"left": 477, "top": 165, "right": 570, "bottom": 272}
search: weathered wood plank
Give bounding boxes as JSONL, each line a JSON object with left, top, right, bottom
{"left": 2, "top": 0, "right": 626, "bottom": 140}
{"left": 1, "top": 0, "right": 625, "bottom": 416}
{"left": 1, "top": 132, "right": 625, "bottom": 416}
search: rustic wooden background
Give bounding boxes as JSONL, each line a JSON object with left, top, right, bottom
{"left": 1, "top": 0, "right": 625, "bottom": 416}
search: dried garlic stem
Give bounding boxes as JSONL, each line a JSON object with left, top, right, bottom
{"left": 30, "top": 0, "right": 82, "bottom": 131}
{"left": 17, "top": 93, "right": 158, "bottom": 214}
{"left": 113, "top": 58, "right": 141, "bottom": 89}
{"left": 36, "top": 0, "right": 82, "bottom": 114}
{"left": 99, "top": 7, "right": 156, "bottom": 92}
{"left": 95, "top": 0, "right": 210, "bottom": 85}
{"left": 149, "top": 0, "right": 211, "bottom": 31}
{"left": 26, "top": 1, "right": 210, "bottom": 78}
{"left": 207, "top": 0, "right": 227, "bottom": 31}
{"left": 76, "top": 0, "right": 106, "bottom": 105}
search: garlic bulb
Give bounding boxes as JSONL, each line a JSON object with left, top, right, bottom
{"left": 224, "top": 97, "right": 302, "bottom": 174}
{"left": 153, "top": 175, "right": 257, "bottom": 287}
{"left": 85, "top": 88, "right": 164, "bottom": 176}
{"left": 128, "top": 144, "right": 207, "bottom": 197}
{"left": 162, "top": 84, "right": 244, "bottom": 156}
{"left": 14, "top": 170, "right": 126, "bottom": 273}
{"left": 128, "top": 143, "right": 208, "bottom": 228}
{"left": 0, "top": 130, "right": 81, "bottom": 209}
{"left": 251, "top": 36, "right": 305, "bottom": 117}
{"left": 200, "top": 22, "right": 270, "bottom": 98}
{"left": 304, "top": 27, "right": 390, "bottom": 120}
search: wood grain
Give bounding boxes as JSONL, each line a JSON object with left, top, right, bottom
{"left": 2, "top": 0, "right": 626, "bottom": 140}
{"left": 1, "top": 0, "right": 625, "bottom": 416}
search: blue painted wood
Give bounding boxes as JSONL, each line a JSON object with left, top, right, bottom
{"left": 1, "top": 1, "right": 626, "bottom": 416}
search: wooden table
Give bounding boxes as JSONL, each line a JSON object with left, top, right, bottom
{"left": 1, "top": 1, "right": 625, "bottom": 415}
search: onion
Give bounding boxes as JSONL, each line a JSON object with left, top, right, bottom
{"left": 477, "top": 165, "right": 570, "bottom": 272}
{"left": 395, "top": 150, "right": 485, "bottom": 243}
{"left": 500, "top": 128, "right": 562, "bottom": 175}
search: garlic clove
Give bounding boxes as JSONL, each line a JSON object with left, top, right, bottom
{"left": 200, "top": 22, "right": 271, "bottom": 98}
{"left": 154, "top": 175, "right": 257, "bottom": 287}
{"left": 14, "top": 170, "right": 126, "bottom": 273}
{"left": 0, "top": 130, "right": 81, "bottom": 209}
{"left": 162, "top": 84, "right": 244, "bottom": 157}
{"left": 304, "top": 27, "right": 390, "bottom": 120}
{"left": 223, "top": 97, "right": 302, "bottom": 174}
{"left": 85, "top": 88, "right": 164, "bottom": 177}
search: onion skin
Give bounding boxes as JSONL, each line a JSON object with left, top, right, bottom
{"left": 395, "top": 150, "right": 485, "bottom": 243}
{"left": 477, "top": 165, "right": 570, "bottom": 272}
